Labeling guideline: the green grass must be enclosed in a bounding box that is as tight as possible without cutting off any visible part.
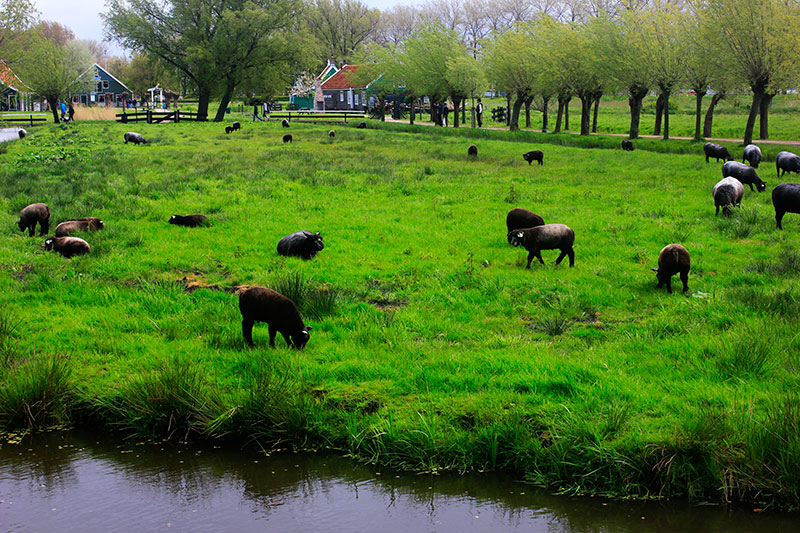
[2,118,800,507]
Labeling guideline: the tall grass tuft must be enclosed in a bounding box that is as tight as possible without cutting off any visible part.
[0,353,73,430]
[0,308,21,366]
[748,247,800,276]
[712,329,777,379]
[271,271,339,319]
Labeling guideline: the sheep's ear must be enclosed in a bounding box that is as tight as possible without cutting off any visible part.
[516,232,523,238]
[306,326,313,331]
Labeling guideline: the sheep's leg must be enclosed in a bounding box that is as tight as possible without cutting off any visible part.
[242,318,255,346]
[567,248,575,267]
[748,183,754,192]
[40,221,48,236]
[776,211,785,230]
[555,250,567,265]
[666,277,673,294]
[268,325,277,347]
[526,251,534,269]
[28,224,34,237]
[680,271,689,293]
[715,205,719,216]
[535,251,545,265]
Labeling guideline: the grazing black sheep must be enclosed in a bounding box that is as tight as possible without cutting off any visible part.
[742,144,762,168]
[168,214,210,227]
[621,139,634,151]
[225,126,233,134]
[329,130,335,138]
[281,119,290,128]
[703,142,733,163]
[776,151,800,179]
[18,128,26,139]
[357,121,367,129]
[510,224,575,268]
[506,208,545,243]
[55,217,105,237]
[522,150,544,165]
[124,132,147,145]
[722,161,766,192]
[238,286,311,348]
[44,236,90,258]
[652,244,690,294]
[468,144,477,157]
[283,134,293,143]
[712,177,744,216]
[277,230,324,260]
[772,183,800,230]
[17,203,50,237]
[232,121,241,131]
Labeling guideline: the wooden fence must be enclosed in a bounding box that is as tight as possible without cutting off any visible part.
[266,110,366,123]
[116,110,208,124]
[0,114,49,126]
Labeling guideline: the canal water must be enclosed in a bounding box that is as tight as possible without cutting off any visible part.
[0,127,25,143]
[1,431,798,532]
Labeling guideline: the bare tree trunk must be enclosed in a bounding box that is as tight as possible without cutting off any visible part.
[693,89,704,140]
[213,84,235,122]
[703,92,724,138]
[759,92,775,140]
[197,87,211,121]
[662,89,671,140]
[506,95,512,126]
[628,85,648,139]
[564,96,571,130]
[47,96,60,123]
[744,83,765,145]
[410,98,415,125]
[591,91,602,133]
[510,94,525,131]
[578,92,592,135]
[653,93,664,136]
[554,96,567,133]
[452,96,462,127]
[542,95,549,132]
[462,99,466,124]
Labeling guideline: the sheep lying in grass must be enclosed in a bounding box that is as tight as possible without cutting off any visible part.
[124,132,147,145]
[468,145,477,157]
[17,203,50,237]
[722,161,766,192]
[283,134,293,143]
[510,224,575,268]
[238,286,312,348]
[44,236,90,258]
[277,230,324,260]
[281,119,290,128]
[329,130,335,138]
[18,128,26,139]
[621,139,634,151]
[772,183,800,230]
[742,144,762,168]
[55,217,104,237]
[357,121,367,129]
[712,177,744,216]
[506,208,544,243]
[703,142,733,163]
[776,151,800,179]
[522,150,544,165]
[168,214,210,227]
[652,244,690,294]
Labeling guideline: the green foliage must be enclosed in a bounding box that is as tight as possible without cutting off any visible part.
[0,353,73,430]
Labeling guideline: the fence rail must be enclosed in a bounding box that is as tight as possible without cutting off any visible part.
[0,114,49,126]
[266,110,366,123]
[116,110,208,124]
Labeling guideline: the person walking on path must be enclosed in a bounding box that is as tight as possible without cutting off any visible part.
[476,98,483,128]
[60,101,67,122]
[68,102,75,122]
[253,103,263,122]
[442,101,449,127]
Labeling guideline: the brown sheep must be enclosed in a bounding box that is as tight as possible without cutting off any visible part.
[55,217,104,237]
[238,286,312,348]
[17,203,50,237]
[506,208,544,243]
[44,236,91,258]
[510,224,575,268]
[652,244,690,294]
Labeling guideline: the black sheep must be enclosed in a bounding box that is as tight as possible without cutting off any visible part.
[468,145,477,157]
[772,183,800,230]
[776,151,800,179]
[742,144,762,168]
[652,244,690,294]
[232,121,241,131]
[722,161,766,192]
[510,224,575,268]
[17,203,50,237]
[712,177,744,216]
[225,126,233,134]
[621,139,634,151]
[277,230,324,260]
[238,286,311,348]
[44,236,90,258]
[283,134,293,143]
[281,119,290,128]
[55,217,105,237]
[329,130,335,138]
[168,214,210,227]
[357,121,367,129]
[124,132,147,145]
[506,208,544,243]
[18,128,26,139]
[703,142,733,163]
[522,150,544,165]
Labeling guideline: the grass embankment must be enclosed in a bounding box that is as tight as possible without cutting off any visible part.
[2,120,800,507]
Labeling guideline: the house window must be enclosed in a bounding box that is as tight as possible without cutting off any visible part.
[102,80,109,89]
[339,92,344,102]
[72,96,79,103]
[98,94,104,103]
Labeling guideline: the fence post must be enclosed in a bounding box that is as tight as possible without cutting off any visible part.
[147,109,152,124]
[30,115,33,126]
[175,110,180,123]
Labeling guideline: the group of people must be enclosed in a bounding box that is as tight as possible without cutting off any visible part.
[58,100,75,123]
[253,101,273,121]
[437,98,484,128]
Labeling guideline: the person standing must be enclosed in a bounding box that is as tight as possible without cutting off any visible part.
[60,101,67,122]
[68,102,75,122]
[476,98,483,128]
[442,101,449,127]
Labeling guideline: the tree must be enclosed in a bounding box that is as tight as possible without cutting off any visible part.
[18,37,93,123]
[305,0,379,64]
[373,5,419,46]
[484,24,538,131]
[0,0,37,63]
[445,54,487,127]
[698,0,800,144]
[125,53,180,100]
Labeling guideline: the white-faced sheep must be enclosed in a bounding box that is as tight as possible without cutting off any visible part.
[329,130,335,138]
[124,132,147,145]
[232,121,241,131]
[742,144,762,168]
[281,119,290,128]
[772,183,800,230]
[17,203,50,237]
[510,224,575,268]
[522,150,544,165]
[277,231,324,260]
[168,214,210,227]
[55,217,104,237]
[722,161,766,192]
[17,128,26,139]
[44,236,90,258]
[703,142,733,163]
[712,177,744,216]
[506,208,545,243]
[652,244,690,294]
[238,286,312,348]
[776,151,800,179]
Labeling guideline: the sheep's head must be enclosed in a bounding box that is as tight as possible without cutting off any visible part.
[168,215,178,225]
[292,327,312,349]
[310,232,324,251]
[757,181,767,192]
[44,238,54,251]
[509,231,525,247]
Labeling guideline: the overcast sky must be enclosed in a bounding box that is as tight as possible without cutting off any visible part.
[35,0,406,57]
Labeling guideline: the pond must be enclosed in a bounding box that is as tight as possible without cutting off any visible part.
[1,431,798,532]
[0,127,25,143]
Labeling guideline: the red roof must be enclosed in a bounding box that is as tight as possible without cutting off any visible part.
[321,65,363,90]
[0,62,23,90]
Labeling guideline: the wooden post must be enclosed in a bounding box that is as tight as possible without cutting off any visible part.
[147,109,152,124]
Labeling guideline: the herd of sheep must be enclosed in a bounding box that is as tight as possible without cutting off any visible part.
[10,124,800,350]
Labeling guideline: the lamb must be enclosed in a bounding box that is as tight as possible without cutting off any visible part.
[238,286,312,348]
[652,244,690,294]
[277,230,324,260]
[721,161,766,192]
[232,121,241,131]
[124,132,147,145]
[772,183,800,230]
[281,119,290,128]
[506,208,545,243]
[44,236,90,258]
[509,224,575,268]
[703,142,733,163]
[54,217,104,237]
[329,130,335,138]
[225,126,233,134]
[522,150,544,165]
[776,151,800,179]
[621,139,634,151]
[742,144,762,168]
[357,121,367,129]
[712,177,744,216]
[168,214,210,227]
[283,134,293,143]
[468,144,477,157]
[18,128,26,139]
[16,203,50,237]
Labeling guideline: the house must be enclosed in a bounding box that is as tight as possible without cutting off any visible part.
[320,64,368,111]
[0,61,31,111]
[72,63,131,107]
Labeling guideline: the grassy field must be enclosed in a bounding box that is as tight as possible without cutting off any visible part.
[2,119,800,507]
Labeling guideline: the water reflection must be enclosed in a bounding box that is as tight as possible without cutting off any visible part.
[1,431,798,532]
